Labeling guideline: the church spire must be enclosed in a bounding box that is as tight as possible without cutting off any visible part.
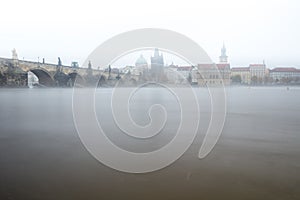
[221,43,226,55]
[219,43,228,63]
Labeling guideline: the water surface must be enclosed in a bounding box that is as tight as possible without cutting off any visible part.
[0,87,299,200]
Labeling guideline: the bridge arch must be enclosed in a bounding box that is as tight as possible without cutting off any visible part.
[97,74,107,86]
[68,72,85,87]
[29,68,55,87]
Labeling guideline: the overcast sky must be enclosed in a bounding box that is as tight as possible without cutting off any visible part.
[0,0,299,68]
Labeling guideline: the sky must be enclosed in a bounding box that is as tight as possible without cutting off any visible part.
[0,0,299,68]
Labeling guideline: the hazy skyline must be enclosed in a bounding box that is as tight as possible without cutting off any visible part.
[112,50,190,68]
[0,0,299,68]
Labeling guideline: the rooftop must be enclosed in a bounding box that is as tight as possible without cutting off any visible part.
[231,67,250,71]
[270,67,300,73]
[197,63,230,70]
[249,64,266,67]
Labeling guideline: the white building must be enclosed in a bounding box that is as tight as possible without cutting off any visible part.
[164,65,190,84]
[249,63,267,79]
[269,67,300,81]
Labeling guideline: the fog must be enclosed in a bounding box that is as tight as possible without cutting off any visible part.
[0,0,299,67]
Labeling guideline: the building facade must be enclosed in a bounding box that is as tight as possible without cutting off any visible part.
[249,63,267,81]
[231,67,251,84]
[164,65,191,84]
[195,63,231,86]
[269,67,300,81]
[189,44,231,86]
[231,63,267,84]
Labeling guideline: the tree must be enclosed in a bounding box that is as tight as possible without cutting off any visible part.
[116,72,121,80]
[264,76,273,84]
[108,65,111,76]
[231,75,242,84]
[251,76,258,85]
[187,72,192,83]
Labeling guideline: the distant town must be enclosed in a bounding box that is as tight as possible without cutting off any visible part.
[1,45,300,88]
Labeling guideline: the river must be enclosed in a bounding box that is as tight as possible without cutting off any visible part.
[0,87,299,200]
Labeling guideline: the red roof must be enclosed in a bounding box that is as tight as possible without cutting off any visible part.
[168,64,178,68]
[231,67,250,71]
[197,64,215,68]
[177,66,192,71]
[197,63,230,70]
[270,67,300,73]
[249,64,266,67]
[216,63,230,69]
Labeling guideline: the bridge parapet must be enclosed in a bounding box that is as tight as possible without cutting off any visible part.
[1,57,102,75]
[1,57,139,87]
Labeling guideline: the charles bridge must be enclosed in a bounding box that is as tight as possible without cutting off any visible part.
[0,56,139,87]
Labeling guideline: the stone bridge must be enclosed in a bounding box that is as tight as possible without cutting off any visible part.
[0,58,140,87]
[0,57,139,87]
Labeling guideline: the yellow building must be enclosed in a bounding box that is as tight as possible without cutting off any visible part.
[193,44,231,86]
[195,63,231,86]
[231,67,251,84]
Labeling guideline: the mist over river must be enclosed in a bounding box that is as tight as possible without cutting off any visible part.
[0,87,299,200]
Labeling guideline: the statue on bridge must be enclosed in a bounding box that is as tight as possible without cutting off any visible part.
[58,57,62,66]
[12,48,18,60]
[107,65,112,80]
[56,57,63,73]
[11,48,19,67]
[87,61,93,78]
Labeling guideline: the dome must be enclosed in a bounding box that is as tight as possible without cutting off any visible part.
[135,54,148,67]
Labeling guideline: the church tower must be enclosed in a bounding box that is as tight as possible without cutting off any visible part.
[219,43,228,63]
[150,48,164,81]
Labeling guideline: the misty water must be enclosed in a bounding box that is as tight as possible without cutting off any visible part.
[0,87,299,200]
